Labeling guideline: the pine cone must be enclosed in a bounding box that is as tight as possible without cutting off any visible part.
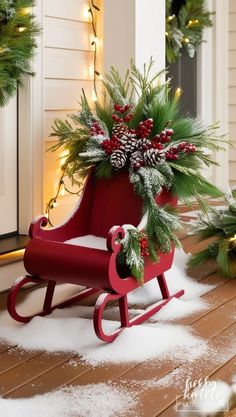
[137,138,152,152]
[143,148,165,166]
[120,133,137,153]
[110,149,127,170]
[112,123,128,138]
[130,150,144,170]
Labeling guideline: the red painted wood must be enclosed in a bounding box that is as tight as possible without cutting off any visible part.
[8,170,184,341]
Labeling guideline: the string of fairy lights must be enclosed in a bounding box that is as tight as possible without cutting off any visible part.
[46,1,101,224]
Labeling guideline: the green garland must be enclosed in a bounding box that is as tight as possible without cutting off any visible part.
[0,0,40,107]
[189,190,236,278]
[166,0,213,63]
[49,59,225,282]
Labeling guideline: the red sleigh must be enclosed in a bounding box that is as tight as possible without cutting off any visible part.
[7,170,184,342]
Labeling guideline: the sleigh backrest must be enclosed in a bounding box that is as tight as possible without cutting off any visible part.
[88,170,143,237]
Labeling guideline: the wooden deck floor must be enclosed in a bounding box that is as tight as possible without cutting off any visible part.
[0,214,235,416]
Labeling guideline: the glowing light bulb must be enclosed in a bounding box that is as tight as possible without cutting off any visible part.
[183,37,190,44]
[20,7,31,15]
[18,27,26,33]
[92,91,97,102]
[167,14,175,22]
[60,185,65,196]
[88,65,94,78]
[93,37,99,45]
[175,87,182,97]
[52,200,58,208]
[98,74,103,80]
[229,234,236,245]
[84,7,91,20]
[165,31,169,37]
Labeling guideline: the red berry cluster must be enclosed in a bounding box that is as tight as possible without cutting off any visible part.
[112,104,133,123]
[101,135,121,155]
[152,128,174,144]
[90,121,105,136]
[136,119,153,139]
[132,158,145,170]
[139,234,149,257]
[166,142,197,160]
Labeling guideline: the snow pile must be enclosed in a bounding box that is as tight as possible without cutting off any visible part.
[0,248,213,365]
[0,383,136,417]
[0,313,207,365]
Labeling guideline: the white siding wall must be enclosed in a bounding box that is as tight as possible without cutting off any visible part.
[229,0,236,187]
[43,0,98,223]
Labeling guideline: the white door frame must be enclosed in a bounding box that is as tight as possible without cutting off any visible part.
[197,0,229,190]
[18,0,44,234]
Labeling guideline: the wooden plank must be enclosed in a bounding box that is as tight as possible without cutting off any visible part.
[44,48,94,80]
[229,33,236,50]
[230,0,236,13]
[0,348,42,375]
[44,17,92,50]
[2,353,83,398]
[230,69,236,86]
[114,323,236,417]
[229,86,236,104]
[44,79,94,110]
[229,51,236,69]
[177,279,236,326]
[230,161,236,181]
[229,12,236,32]
[44,0,90,22]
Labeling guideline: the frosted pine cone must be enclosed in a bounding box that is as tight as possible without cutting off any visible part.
[130,150,144,170]
[120,133,137,153]
[143,148,165,166]
[137,138,152,152]
[110,149,127,170]
[112,123,128,138]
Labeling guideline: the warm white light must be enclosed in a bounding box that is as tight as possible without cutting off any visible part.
[18,26,26,33]
[175,87,182,97]
[60,185,65,196]
[20,7,31,15]
[98,74,103,80]
[60,151,69,167]
[83,6,91,21]
[88,64,94,78]
[92,91,97,102]
[93,37,99,45]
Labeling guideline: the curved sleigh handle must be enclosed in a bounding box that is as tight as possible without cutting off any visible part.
[29,215,49,239]
[106,225,125,253]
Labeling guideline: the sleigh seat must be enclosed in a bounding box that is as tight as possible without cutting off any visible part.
[7,170,184,342]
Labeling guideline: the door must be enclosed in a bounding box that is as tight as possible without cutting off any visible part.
[0,96,18,236]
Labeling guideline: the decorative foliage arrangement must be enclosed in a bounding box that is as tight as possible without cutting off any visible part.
[0,0,40,107]
[49,59,224,282]
[189,190,236,278]
[166,0,213,63]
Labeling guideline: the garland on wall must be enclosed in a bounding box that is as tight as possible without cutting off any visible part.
[48,59,226,282]
[166,0,213,63]
[189,191,236,278]
[0,0,40,107]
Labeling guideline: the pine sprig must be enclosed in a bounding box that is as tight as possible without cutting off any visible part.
[0,0,41,106]
[166,0,213,63]
[189,191,236,278]
[48,59,227,282]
